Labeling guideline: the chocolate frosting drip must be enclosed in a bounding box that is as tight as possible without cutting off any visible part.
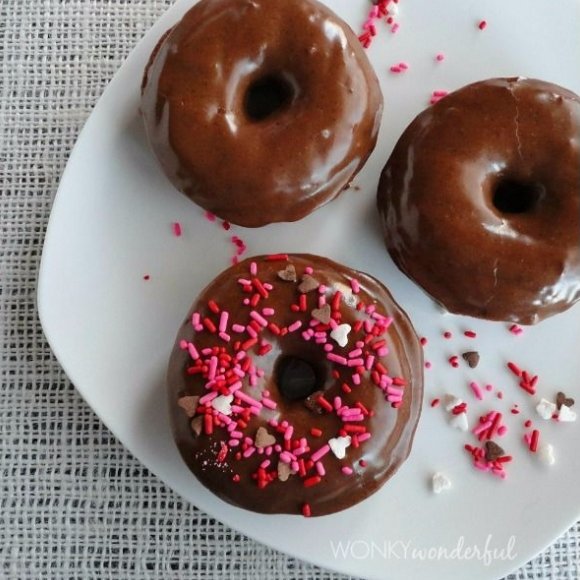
[141,0,383,227]
[167,255,423,516]
[377,77,580,324]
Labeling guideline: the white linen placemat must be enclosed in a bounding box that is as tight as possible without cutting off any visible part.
[0,1,579,577]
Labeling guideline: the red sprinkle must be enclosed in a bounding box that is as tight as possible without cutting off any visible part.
[507,362,523,377]
[310,428,322,437]
[430,398,440,408]
[464,330,477,338]
[420,337,428,346]
[172,222,182,237]
[303,476,322,487]
[530,429,539,453]
[265,254,289,261]
[143,274,150,281]
[302,503,312,517]
[443,331,452,339]
[478,20,487,30]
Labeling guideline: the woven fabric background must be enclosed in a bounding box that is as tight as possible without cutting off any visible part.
[0,1,579,578]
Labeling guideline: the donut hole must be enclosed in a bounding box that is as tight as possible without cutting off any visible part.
[492,179,544,214]
[274,355,325,401]
[244,75,295,122]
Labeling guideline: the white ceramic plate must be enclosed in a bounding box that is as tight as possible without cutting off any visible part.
[38,0,580,578]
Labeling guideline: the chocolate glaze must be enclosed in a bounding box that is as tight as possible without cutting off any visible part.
[141,0,383,228]
[167,255,423,516]
[378,78,580,324]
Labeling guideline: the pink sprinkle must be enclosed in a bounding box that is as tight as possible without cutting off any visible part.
[316,462,326,476]
[509,324,524,336]
[327,353,348,366]
[232,324,245,333]
[347,358,364,367]
[192,312,200,327]
[187,343,199,360]
[218,332,231,342]
[262,398,277,410]
[311,444,330,462]
[228,439,239,447]
[341,466,354,476]
[498,425,508,436]
[219,311,229,333]
[250,310,268,327]
[377,347,389,357]
[436,53,445,62]
[324,344,334,352]
[350,278,360,294]
[478,19,487,30]
[260,460,270,469]
[284,425,294,440]
[352,373,361,385]
[172,222,182,237]
[235,391,262,408]
[199,391,218,405]
[243,447,255,458]
[358,433,371,442]
[262,308,275,316]
[425,361,432,369]
[470,381,483,400]
[391,23,400,33]
[305,266,314,275]
[250,261,257,276]
[246,325,257,338]
[279,451,293,464]
[288,320,303,333]
[398,61,409,70]
[204,211,216,222]
[208,356,218,380]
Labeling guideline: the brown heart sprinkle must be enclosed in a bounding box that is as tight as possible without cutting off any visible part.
[254,426,276,448]
[298,275,320,293]
[556,391,575,410]
[277,462,293,482]
[485,441,505,462]
[277,264,297,282]
[190,416,204,438]
[311,304,331,324]
[177,395,199,417]
[462,351,480,368]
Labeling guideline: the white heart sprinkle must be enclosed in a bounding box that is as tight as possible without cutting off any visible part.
[328,436,351,459]
[432,472,452,494]
[558,404,577,422]
[330,324,351,347]
[449,412,469,432]
[538,443,556,466]
[211,394,233,416]
[536,398,556,420]
[443,394,463,412]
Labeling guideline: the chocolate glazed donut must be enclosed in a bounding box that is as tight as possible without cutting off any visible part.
[378,77,580,324]
[141,0,383,227]
[167,255,423,516]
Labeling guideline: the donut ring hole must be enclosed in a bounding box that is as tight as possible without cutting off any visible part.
[492,178,545,214]
[244,74,295,122]
[274,354,326,401]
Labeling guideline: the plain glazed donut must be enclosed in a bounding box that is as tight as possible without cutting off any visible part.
[167,254,423,516]
[141,0,383,227]
[378,77,580,324]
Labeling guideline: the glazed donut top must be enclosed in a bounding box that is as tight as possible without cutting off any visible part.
[141,0,382,227]
[378,77,580,324]
[167,255,423,516]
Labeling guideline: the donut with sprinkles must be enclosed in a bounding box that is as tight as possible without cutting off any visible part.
[167,254,423,516]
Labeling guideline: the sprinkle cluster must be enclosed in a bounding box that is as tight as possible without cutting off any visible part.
[177,256,407,516]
